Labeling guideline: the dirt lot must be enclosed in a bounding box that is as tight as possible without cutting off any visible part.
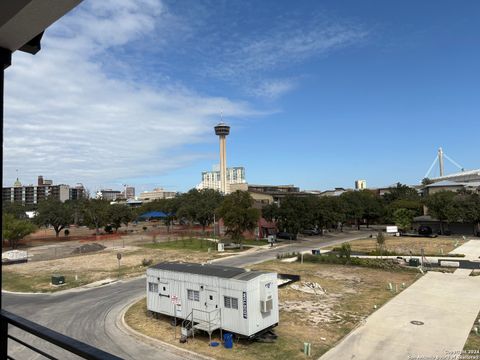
[2,243,235,293]
[125,261,419,360]
[323,236,467,256]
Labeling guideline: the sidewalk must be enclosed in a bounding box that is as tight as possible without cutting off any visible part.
[449,240,480,260]
[320,271,480,360]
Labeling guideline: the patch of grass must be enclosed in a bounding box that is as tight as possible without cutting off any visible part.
[301,254,414,272]
[463,311,480,352]
[324,236,467,256]
[142,238,215,252]
[237,239,269,246]
[2,270,94,293]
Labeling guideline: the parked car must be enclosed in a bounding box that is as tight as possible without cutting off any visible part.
[301,229,320,236]
[276,232,297,240]
[418,225,432,236]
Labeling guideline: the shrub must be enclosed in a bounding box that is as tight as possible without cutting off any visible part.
[277,252,299,260]
[104,225,113,234]
[64,229,70,236]
[339,243,351,259]
[142,258,153,267]
[301,254,411,271]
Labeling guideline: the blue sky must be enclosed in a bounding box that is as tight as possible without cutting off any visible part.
[4,0,480,193]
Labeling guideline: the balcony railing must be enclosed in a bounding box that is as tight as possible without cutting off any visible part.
[1,309,122,360]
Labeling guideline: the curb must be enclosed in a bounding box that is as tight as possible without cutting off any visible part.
[119,297,215,360]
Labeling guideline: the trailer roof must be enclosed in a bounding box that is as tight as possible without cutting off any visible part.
[150,262,266,280]
[232,271,269,281]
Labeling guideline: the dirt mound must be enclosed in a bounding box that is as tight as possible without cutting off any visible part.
[71,243,106,254]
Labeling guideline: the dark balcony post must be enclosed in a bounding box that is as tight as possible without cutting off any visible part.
[1,46,12,359]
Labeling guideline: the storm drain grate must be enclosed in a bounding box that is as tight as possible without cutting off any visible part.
[410,320,424,326]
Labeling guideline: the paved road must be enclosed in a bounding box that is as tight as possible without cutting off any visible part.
[3,231,367,359]
[320,271,480,360]
[215,231,369,267]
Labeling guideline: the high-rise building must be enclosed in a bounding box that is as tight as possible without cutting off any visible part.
[125,186,135,199]
[355,180,367,190]
[197,166,246,193]
[3,176,71,205]
[69,184,86,200]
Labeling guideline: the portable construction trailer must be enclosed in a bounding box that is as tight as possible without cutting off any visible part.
[146,262,279,338]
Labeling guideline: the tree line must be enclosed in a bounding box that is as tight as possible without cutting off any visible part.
[2,189,259,248]
[263,183,480,236]
[3,183,480,249]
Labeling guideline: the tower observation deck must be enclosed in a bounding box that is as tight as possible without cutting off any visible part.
[214,123,230,136]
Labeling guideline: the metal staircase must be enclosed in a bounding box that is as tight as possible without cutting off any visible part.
[181,308,222,343]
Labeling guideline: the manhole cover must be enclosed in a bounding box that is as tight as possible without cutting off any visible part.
[410,320,424,326]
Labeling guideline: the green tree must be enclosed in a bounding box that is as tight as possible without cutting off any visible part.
[82,199,110,235]
[177,189,223,232]
[3,213,37,249]
[393,208,415,232]
[216,191,260,247]
[341,190,383,229]
[455,193,480,235]
[262,203,280,223]
[275,195,315,236]
[2,202,29,219]
[424,191,458,234]
[422,178,434,186]
[383,183,420,203]
[35,198,73,237]
[66,198,87,226]
[108,204,135,232]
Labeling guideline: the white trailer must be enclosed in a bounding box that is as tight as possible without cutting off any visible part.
[2,250,28,264]
[146,262,279,338]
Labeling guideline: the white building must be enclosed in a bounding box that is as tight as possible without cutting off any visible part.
[197,166,246,194]
[138,188,176,202]
[146,262,279,339]
[355,180,367,190]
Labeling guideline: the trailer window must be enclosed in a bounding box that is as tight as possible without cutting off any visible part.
[188,289,200,302]
[148,282,158,292]
[224,296,238,310]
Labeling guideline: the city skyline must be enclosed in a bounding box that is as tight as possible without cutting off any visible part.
[3,0,480,193]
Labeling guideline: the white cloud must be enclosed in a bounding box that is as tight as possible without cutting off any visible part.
[250,78,297,99]
[3,0,256,190]
[206,18,368,83]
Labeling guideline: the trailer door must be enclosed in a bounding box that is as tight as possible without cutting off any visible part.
[206,289,218,310]
[158,281,171,312]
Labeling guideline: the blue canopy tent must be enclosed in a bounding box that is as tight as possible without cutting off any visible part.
[138,211,171,220]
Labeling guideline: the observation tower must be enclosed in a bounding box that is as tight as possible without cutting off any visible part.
[214,122,230,194]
